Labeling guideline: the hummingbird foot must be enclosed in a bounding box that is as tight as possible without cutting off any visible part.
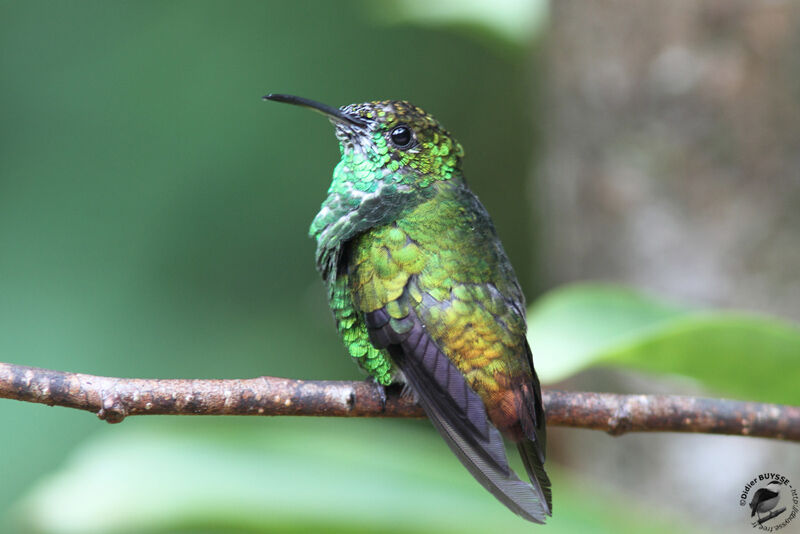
[365,376,388,411]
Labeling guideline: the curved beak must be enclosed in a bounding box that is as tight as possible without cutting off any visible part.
[263,94,366,127]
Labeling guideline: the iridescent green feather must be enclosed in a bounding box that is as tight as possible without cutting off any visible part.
[327,272,395,385]
[347,180,530,401]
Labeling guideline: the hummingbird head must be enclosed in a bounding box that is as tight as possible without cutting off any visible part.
[336,100,464,180]
[264,94,465,275]
[264,94,464,185]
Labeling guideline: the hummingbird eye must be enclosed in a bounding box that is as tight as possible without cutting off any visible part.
[389,125,415,149]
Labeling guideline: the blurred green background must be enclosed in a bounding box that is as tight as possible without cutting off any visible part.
[0,1,541,531]
[2,1,798,533]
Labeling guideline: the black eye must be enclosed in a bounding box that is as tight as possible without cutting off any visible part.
[389,125,414,149]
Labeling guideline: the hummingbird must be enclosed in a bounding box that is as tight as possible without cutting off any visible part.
[264,94,552,523]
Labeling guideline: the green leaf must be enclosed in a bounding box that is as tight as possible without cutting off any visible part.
[372,0,548,46]
[13,419,702,534]
[528,283,800,404]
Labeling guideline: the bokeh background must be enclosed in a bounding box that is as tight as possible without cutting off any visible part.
[1,1,798,533]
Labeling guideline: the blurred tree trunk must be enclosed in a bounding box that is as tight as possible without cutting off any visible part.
[536,2,800,526]
[537,0,800,320]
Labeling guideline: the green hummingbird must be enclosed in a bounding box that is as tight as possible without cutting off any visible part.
[264,94,552,523]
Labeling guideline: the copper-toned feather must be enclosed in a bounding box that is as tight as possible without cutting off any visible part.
[367,305,551,523]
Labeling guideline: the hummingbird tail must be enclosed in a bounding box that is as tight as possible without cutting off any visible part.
[517,440,552,516]
[392,340,550,523]
[516,357,552,514]
[366,306,550,523]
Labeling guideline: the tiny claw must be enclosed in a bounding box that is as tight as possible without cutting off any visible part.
[377,386,387,411]
[376,385,388,412]
[366,376,388,412]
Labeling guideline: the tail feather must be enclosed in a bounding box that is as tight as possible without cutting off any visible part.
[367,306,551,524]
[517,440,552,516]
[516,350,552,515]
[403,353,550,524]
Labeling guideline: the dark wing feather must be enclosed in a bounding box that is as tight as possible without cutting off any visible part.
[366,306,550,524]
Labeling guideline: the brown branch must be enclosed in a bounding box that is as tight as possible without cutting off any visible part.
[1,362,798,441]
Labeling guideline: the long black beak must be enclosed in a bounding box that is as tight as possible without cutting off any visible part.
[263,94,367,127]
